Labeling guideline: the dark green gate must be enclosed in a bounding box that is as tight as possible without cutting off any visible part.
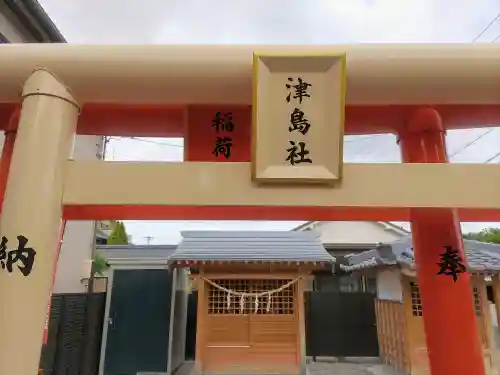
[185,292,197,360]
[305,291,379,358]
[104,269,173,375]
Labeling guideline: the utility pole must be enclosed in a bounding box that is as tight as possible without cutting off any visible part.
[90,136,109,291]
[144,236,154,245]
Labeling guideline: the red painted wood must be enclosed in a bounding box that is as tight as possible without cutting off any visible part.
[399,107,485,375]
[185,106,251,162]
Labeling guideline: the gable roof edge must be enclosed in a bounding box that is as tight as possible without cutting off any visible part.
[291,221,318,231]
[375,221,410,236]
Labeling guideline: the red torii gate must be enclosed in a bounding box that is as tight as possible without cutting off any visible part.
[0,44,498,375]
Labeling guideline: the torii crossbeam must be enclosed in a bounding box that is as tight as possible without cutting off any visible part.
[0,44,497,375]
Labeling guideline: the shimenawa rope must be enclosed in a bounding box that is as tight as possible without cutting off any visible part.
[199,276,301,313]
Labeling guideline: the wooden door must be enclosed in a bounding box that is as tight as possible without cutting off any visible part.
[203,278,299,374]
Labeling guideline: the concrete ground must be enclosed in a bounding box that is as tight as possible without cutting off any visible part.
[177,359,403,375]
[307,359,403,375]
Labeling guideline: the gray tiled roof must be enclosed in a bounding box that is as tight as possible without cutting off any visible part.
[168,231,335,264]
[97,244,177,260]
[340,236,500,273]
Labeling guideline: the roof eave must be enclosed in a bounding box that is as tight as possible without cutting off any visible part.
[107,258,170,267]
[290,221,318,231]
[5,0,66,43]
[340,258,398,273]
[169,259,334,267]
[324,242,379,250]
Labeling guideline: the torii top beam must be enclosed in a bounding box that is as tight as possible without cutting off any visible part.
[0,44,498,105]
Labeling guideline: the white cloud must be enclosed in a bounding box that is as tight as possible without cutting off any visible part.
[39,0,500,44]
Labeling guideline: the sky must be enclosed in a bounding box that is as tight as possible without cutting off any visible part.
[38,0,500,244]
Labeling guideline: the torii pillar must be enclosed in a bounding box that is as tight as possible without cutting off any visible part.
[0,69,79,375]
[398,107,485,375]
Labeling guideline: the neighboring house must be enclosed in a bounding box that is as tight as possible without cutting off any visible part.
[0,0,65,43]
[95,220,114,245]
[293,221,409,248]
[0,1,105,293]
[341,236,500,375]
[290,221,411,360]
[293,221,409,292]
[96,220,134,246]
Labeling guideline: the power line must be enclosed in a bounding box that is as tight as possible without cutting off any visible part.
[341,18,500,159]
[109,136,183,148]
[109,131,498,162]
[467,14,500,160]
[472,12,500,42]
[110,134,385,148]
[448,14,500,159]
[484,149,500,163]
[345,134,384,143]
[106,15,500,160]
[449,128,495,158]
[346,10,500,157]
[130,137,183,147]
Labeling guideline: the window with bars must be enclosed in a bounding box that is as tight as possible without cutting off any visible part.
[207,279,295,315]
[410,282,482,317]
[472,287,482,317]
[410,282,422,316]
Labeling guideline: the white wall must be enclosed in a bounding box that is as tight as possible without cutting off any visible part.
[376,269,403,301]
[310,221,405,245]
[170,270,189,372]
[53,135,103,293]
[53,221,95,293]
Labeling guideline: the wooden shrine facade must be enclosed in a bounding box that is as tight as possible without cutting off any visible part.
[168,231,335,375]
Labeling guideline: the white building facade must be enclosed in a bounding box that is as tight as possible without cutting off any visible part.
[54,136,104,293]
[293,220,408,248]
